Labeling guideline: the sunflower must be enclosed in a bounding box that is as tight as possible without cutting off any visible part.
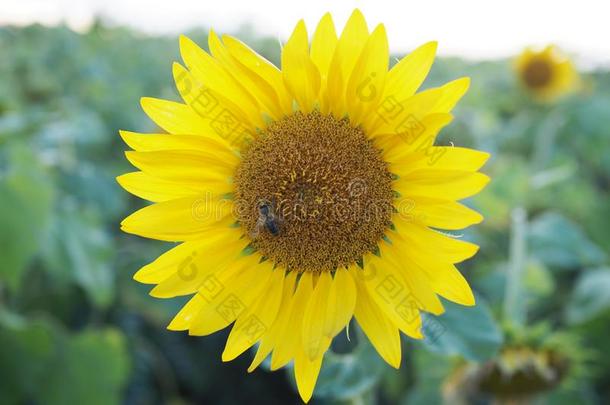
[118,9,489,402]
[515,45,579,102]
[443,325,591,403]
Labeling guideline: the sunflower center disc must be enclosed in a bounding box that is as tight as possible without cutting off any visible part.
[523,59,553,88]
[234,111,394,272]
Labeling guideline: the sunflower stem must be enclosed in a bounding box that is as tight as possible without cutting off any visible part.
[503,206,528,326]
[531,108,564,170]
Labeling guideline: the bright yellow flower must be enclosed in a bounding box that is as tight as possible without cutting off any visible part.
[118,9,489,402]
[515,45,579,102]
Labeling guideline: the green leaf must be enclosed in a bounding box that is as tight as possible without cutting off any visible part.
[41,203,115,308]
[0,312,56,403]
[0,312,130,405]
[0,143,54,290]
[528,211,606,271]
[542,383,599,405]
[40,329,131,405]
[402,349,452,405]
[566,267,610,325]
[420,294,503,361]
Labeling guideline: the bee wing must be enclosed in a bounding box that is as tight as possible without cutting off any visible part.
[250,217,265,239]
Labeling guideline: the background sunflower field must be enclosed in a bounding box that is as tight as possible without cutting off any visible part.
[1,19,610,405]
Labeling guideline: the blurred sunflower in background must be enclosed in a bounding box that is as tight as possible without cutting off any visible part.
[118,9,489,402]
[443,324,591,404]
[515,45,580,102]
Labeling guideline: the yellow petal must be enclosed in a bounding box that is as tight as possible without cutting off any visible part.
[391,147,490,176]
[370,78,470,136]
[282,20,321,112]
[351,268,401,368]
[359,259,425,337]
[433,77,470,113]
[432,265,475,306]
[223,35,293,115]
[384,41,437,102]
[310,13,338,81]
[222,268,286,361]
[326,9,369,117]
[149,233,248,298]
[120,130,237,158]
[208,31,283,120]
[140,97,210,135]
[310,13,338,113]
[179,35,264,128]
[294,349,324,403]
[346,24,389,128]
[411,255,475,306]
[165,292,206,331]
[120,195,233,242]
[377,243,445,316]
[375,113,453,160]
[398,197,483,230]
[394,169,490,201]
[186,258,274,335]
[270,272,313,370]
[555,60,578,91]
[118,131,238,198]
[133,240,213,284]
[515,47,535,72]
[172,62,256,148]
[385,234,475,306]
[392,220,480,264]
[369,86,446,137]
[124,150,234,188]
[117,171,212,203]
[248,271,297,372]
[324,268,356,338]
[172,62,222,119]
[302,271,332,360]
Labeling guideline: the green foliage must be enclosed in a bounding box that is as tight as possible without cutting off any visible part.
[40,328,130,405]
[0,144,54,290]
[528,212,606,271]
[566,268,610,325]
[0,312,129,405]
[420,295,503,362]
[0,312,55,403]
[41,204,115,308]
[401,350,453,405]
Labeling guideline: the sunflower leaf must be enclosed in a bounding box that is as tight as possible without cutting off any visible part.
[419,294,503,361]
[528,211,606,272]
[566,267,610,325]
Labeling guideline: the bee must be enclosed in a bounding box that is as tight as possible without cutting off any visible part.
[251,200,281,238]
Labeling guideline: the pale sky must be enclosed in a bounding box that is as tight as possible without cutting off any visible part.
[1,0,609,66]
